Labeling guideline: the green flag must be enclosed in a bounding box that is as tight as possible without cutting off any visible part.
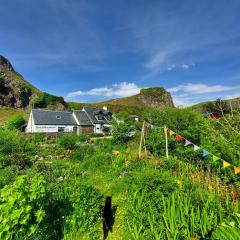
[212,155,220,162]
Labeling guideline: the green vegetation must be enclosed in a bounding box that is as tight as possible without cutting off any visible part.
[0,108,239,239]
[7,115,25,130]
[32,92,66,108]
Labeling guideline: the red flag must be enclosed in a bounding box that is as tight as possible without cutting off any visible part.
[176,135,183,141]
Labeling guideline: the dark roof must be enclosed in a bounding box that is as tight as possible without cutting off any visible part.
[83,107,112,124]
[32,109,77,125]
[73,111,93,126]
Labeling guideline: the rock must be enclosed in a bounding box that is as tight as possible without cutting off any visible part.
[138,88,174,110]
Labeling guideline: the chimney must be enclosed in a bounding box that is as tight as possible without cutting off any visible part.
[103,106,108,111]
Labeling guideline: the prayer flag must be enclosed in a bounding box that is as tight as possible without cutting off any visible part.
[202,150,209,157]
[169,130,175,136]
[223,160,231,168]
[184,139,192,146]
[194,145,200,151]
[212,155,220,162]
[176,135,183,141]
[234,166,240,175]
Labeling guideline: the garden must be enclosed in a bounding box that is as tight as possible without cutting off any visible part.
[0,107,240,239]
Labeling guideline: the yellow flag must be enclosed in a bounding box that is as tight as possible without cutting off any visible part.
[234,166,240,175]
[169,130,175,136]
[223,160,231,168]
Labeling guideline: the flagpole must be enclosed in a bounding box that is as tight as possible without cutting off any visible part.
[164,125,169,158]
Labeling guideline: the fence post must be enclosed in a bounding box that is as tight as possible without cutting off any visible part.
[164,126,169,158]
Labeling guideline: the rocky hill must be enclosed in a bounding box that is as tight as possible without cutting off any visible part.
[0,55,67,110]
[68,87,174,113]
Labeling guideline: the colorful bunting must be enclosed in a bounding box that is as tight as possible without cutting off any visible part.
[162,127,240,175]
[212,155,220,162]
[176,135,183,141]
[202,150,209,157]
[184,139,192,146]
[193,145,200,151]
[223,160,231,168]
[169,129,175,136]
[234,166,240,175]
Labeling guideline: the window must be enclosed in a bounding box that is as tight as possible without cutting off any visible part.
[73,127,77,132]
[56,115,61,119]
[97,113,104,121]
[58,127,64,132]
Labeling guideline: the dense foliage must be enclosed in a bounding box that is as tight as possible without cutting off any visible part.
[7,115,25,130]
[32,92,66,108]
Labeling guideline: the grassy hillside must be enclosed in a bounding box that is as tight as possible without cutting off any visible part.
[190,97,240,112]
[0,107,29,126]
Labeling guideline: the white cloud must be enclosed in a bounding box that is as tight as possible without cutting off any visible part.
[225,93,240,99]
[181,64,189,70]
[167,83,240,95]
[167,64,176,71]
[168,83,240,107]
[67,82,141,100]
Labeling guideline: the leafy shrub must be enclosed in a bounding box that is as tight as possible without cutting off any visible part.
[0,174,46,239]
[70,145,95,162]
[112,111,135,143]
[0,165,19,189]
[6,115,25,130]
[32,92,66,108]
[0,129,23,155]
[57,134,78,150]
[78,134,90,142]
[33,133,45,143]
[51,179,103,239]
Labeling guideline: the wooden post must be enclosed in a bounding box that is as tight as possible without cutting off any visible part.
[138,121,145,159]
[164,125,169,158]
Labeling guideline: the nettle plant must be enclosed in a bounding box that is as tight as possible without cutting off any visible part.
[0,174,46,240]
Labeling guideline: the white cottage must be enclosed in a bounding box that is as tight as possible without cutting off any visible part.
[26,107,112,135]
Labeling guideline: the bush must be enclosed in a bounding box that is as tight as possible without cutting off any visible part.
[0,174,47,239]
[112,111,135,143]
[57,134,78,150]
[7,115,25,130]
[78,134,90,142]
[0,129,23,155]
[70,145,95,162]
[0,165,19,189]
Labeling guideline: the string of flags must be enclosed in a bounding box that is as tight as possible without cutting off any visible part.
[166,127,240,175]
[144,122,240,175]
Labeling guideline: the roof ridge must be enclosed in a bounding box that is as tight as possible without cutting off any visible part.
[32,109,72,113]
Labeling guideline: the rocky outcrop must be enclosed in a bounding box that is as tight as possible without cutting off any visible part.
[138,87,174,110]
[0,56,15,72]
[0,56,39,108]
[0,55,66,109]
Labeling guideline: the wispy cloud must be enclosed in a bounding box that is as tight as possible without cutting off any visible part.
[66,82,141,101]
[167,83,240,94]
[168,83,240,107]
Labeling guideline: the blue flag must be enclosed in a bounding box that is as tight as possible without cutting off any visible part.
[203,150,209,157]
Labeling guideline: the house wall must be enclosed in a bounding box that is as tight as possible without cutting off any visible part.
[27,124,76,133]
[94,124,111,134]
[79,125,94,135]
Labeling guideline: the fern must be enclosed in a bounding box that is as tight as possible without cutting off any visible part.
[212,214,240,240]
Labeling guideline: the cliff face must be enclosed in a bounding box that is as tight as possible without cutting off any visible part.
[0,55,40,108]
[0,55,67,110]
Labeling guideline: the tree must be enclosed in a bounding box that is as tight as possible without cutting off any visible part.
[112,111,135,143]
[7,115,25,130]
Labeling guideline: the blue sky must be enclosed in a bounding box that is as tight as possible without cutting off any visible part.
[1,0,240,106]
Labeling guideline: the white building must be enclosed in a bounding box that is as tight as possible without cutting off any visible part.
[26,107,112,135]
